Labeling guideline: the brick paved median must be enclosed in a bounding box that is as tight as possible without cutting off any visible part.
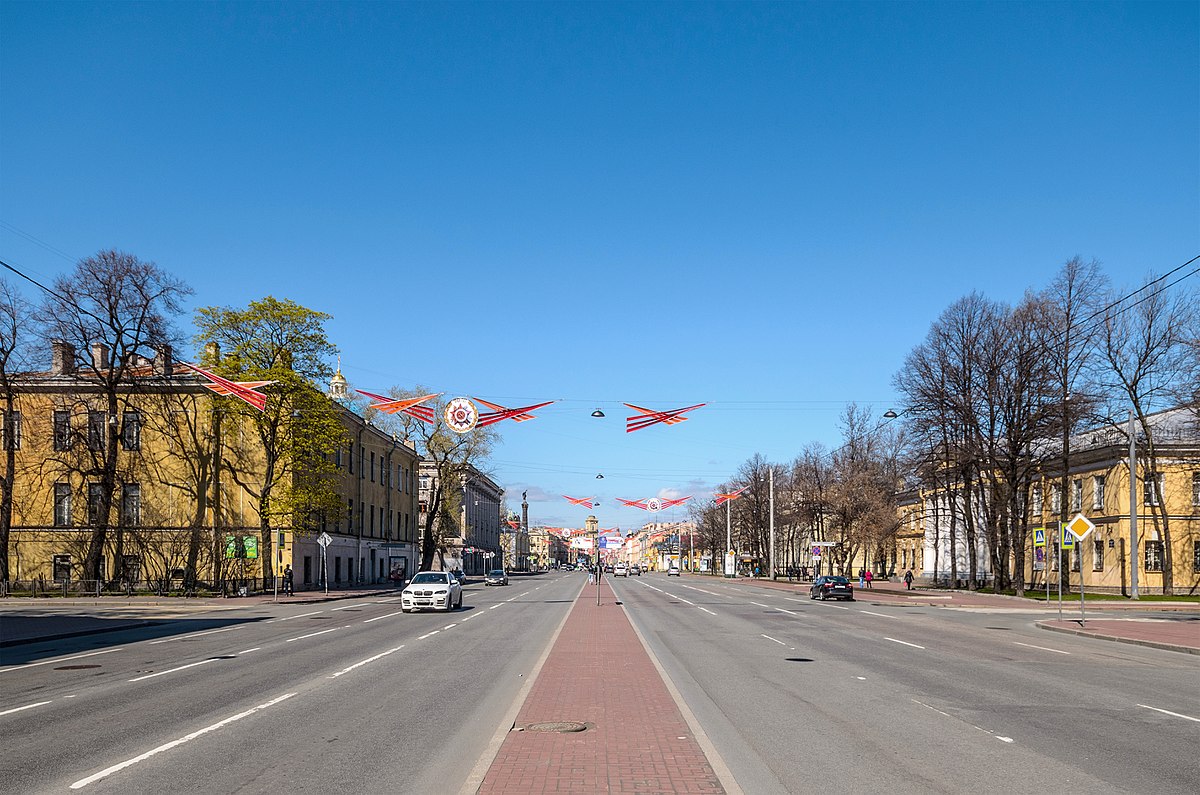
[477,578,724,794]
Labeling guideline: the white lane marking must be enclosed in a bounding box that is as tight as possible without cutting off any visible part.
[822,603,850,610]
[677,597,695,605]
[377,596,402,603]
[284,627,341,643]
[785,597,806,603]
[0,648,123,673]
[128,658,218,682]
[750,602,769,608]
[443,624,457,630]
[0,700,52,717]
[913,699,952,718]
[417,630,440,640]
[914,699,1015,743]
[266,610,323,623]
[699,607,717,615]
[1138,704,1200,723]
[238,648,261,655]
[149,626,241,644]
[330,646,404,678]
[460,613,477,622]
[69,693,297,789]
[773,607,797,616]
[860,610,898,619]
[489,604,501,610]
[885,637,925,649]
[363,610,405,623]
[330,604,362,611]
[761,634,787,646]
[1014,641,1070,655]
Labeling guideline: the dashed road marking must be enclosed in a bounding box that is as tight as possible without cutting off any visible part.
[129,658,218,682]
[885,637,925,649]
[417,630,440,640]
[773,607,797,616]
[364,610,405,623]
[266,611,323,623]
[150,626,241,644]
[330,646,404,678]
[0,700,52,717]
[1014,641,1070,655]
[238,648,261,655]
[699,607,717,615]
[1138,704,1200,723]
[761,634,787,646]
[284,627,342,643]
[69,693,297,789]
[859,610,898,619]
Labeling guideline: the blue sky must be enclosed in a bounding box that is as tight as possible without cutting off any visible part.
[2,1,1197,529]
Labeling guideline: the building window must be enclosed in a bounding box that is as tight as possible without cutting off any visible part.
[121,411,141,450]
[348,443,354,474]
[1192,473,1200,507]
[1193,540,1200,573]
[87,483,104,525]
[335,445,342,467]
[53,410,72,451]
[123,555,141,583]
[1051,485,1061,514]
[1144,540,1164,572]
[347,499,353,532]
[1071,479,1082,512]
[1143,473,1163,507]
[370,451,375,482]
[369,504,375,536]
[1031,485,1042,514]
[121,484,141,526]
[360,448,365,478]
[1093,475,1106,511]
[2,411,21,450]
[54,483,72,527]
[88,411,107,450]
[1092,539,1103,571]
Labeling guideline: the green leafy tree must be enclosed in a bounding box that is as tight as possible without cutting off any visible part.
[193,297,346,583]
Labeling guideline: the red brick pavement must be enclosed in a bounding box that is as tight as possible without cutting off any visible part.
[1038,618,1200,654]
[477,578,724,795]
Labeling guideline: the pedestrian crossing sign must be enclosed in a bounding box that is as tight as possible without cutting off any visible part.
[1033,528,1045,548]
[1060,532,1075,550]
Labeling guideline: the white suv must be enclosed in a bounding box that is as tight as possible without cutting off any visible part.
[401,571,463,612]
[614,563,628,577]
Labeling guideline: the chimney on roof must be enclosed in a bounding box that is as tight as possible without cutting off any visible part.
[90,342,110,371]
[204,341,220,366]
[153,343,174,376]
[51,340,76,375]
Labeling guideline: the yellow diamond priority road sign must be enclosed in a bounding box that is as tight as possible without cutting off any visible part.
[1066,513,1095,541]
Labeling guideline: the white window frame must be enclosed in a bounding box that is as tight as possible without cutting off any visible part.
[1093,475,1106,511]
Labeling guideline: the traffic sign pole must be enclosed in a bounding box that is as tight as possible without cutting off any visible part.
[1067,514,1096,627]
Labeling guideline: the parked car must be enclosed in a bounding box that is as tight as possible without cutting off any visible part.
[401,571,463,612]
[810,575,854,601]
[630,565,641,576]
[604,564,614,573]
[484,569,509,586]
[667,565,680,576]
[614,563,628,577]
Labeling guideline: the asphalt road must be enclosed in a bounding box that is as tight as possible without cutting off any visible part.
[0,573,582,794]
[608,574,1200,795]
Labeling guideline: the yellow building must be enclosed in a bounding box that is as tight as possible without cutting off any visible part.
[5,345,420,593]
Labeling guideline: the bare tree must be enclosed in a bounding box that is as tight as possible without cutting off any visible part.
[39,251,191,582]
[0,279,37,584]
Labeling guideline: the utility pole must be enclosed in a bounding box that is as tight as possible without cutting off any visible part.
[1129,410,1139,599]
[769,467,775,580]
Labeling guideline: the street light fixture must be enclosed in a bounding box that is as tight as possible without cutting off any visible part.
[591,409,605,418]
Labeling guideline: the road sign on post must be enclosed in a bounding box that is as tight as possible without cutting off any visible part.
[1066,514,1095,541]
[1033,528,1045,548]
[317,532,332,595]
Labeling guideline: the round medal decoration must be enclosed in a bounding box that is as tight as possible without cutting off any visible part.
[444,397,479,434]
[646,498,663,513]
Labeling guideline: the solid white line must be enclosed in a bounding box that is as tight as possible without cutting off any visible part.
[0,648,122,673]
[330,604,362,611]
[238,648,261,655]
[363,610,405,623]
[417,630,440,640]
[819,603,850,610]
[784,597,806,603]
[773,607,797,616]
[761,634,787,646]
[699,607,717,615]
[0,700,52,717]
[266,610,323,623]
[750,602,769,608]
[377,596,402,603]
[149,626,241,644]
[1138,704,1200,723]
[69,693,297,789]
[489,604,501,610]
[1014,641,1070,655]
[677,597,695,605]
[331,646,404,677]
[885,637,925,649]
[284,627,341,643]
[128,658,217,682]
[860,610,898,619]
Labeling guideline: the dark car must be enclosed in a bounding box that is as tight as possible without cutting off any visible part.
[450,569,467,586]
[810,575,854,601]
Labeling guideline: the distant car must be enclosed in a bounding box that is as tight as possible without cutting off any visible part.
[614,563,628,577]
[810,575,854,601]
[604,564,614,573]
[667,565,680,576]
[630,565,641,576]
[402,571,463,612]
[484,569,509,586]
[450,569,467,585]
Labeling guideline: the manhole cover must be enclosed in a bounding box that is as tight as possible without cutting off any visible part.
[522,721,588,733]
[55,664,101,670]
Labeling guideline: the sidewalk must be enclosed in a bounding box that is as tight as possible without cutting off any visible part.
[736,575,1200,654]
[0,585,399,647]
[474,577,728,795]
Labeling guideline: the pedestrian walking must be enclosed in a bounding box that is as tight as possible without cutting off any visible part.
[283,564,294,595]
[858,568,865,588]
[903,569,914,590]
[865,569,873,589]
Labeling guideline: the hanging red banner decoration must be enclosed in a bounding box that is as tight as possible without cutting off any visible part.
[356,390,440,423]
[624,402,705,432]
[182,362,273,412]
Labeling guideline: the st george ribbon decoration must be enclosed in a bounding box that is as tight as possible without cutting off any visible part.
[356,390,440,423]
[446,397,556,433]
[714,487,748,506]
[563,495,598,509]
[625,402,706,432]
[616,496,692,512]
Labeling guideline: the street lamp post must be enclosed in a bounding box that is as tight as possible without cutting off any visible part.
[769,466,775,580]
